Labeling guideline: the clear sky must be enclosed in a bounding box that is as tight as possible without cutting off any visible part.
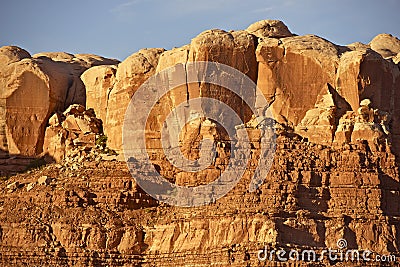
[1,0,399,61]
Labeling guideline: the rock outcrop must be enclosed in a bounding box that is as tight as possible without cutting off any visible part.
[0,46,31,65]
[336,45,400,153]
[43,104,102,162]
[256,34,339,127]
[369,33,400,58]
[82,49,164,152]
[2,21,400,160]
[295,84,337,144]
[0,46,118,157]
[1,20,400,267]
[246,19,293,38]
[81,65,117,124]
[1,131,399,266]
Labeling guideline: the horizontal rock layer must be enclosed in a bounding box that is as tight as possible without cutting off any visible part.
[0,135,399,266]
[1,20,400,266]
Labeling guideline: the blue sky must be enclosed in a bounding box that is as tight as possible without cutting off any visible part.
[1,0,399,61]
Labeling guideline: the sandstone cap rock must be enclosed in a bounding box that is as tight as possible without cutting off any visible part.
[33,52,75,62]
[369,33,400,58]
[0,46,31,65]
[246,20,292,38]
[346,42,370,51]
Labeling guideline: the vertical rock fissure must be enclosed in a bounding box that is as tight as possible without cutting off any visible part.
[184,52,189,105]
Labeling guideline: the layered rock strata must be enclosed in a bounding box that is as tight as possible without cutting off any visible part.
[0,20,400,266]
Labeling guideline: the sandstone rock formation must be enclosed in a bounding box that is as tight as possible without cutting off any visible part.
[394,53,400,64]
[336,45,400,154]
[107,48,165,152]
[82,48,164,152]
[369,33,400,58]
[81,23,400,161]
[246,19,293,38]
[296,84,337,144]
[1,130,399,266]
[0,46,119,157]
[256,34,339,127]
[0,46,31,65]
[1,20,400,266]
[81,65,117,124]
[43,104,102,162]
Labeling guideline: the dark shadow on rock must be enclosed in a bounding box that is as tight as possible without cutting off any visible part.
[276,218,325,247]
[327,83,353,128]
[0,148,55,177]
[343,215,357,249]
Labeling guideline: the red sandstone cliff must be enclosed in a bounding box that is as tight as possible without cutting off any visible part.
[0,20,400,266]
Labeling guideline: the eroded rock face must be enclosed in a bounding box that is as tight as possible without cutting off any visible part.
[296,85,337,144]
[0,56,75,155]
[369,33,400,58]
[106,48,165,151]
[1,133,399,266]
[43,104,101,162]
[336,47,400,112]
[81,65,117,124]
[246,19,293,38]
[0,46,119,157]
[336,46,400,153]
[394,52,400,64]
[0,46,31,65]
[1,20,400,267]
[156,45,190,72]
[256,35,339,126]
[189,29,257,81]
[2,20,400,159]
[254,31,400,153]
[33,52,119,72]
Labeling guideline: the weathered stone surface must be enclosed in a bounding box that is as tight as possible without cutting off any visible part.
[43,104,101,162]
[105,48,165,152]
[256,35,339,126]
[1,20,400,267]
[1,132,399,266]
[63,103,86,116]
[32,51,75,62]
[335,46,400,154]
[0,46,31,65]
[188,29,257,81]
[0,56,73,155]
[156,45,190,72]
[346,41,370,51]
[43,126,68,162]
[246,19,292,38]
[369,33,400,58]
[335,47,399,112]
[394,52,400,64]
[48,113,61,126]
[139,30,259,176]
[74,53,120,69]
[81,65,117,123]
[296,85,337,144]
[33,52,119,73]
[37,175,51,185]
[0,46,118,157]
[6,181,19,191]
[333,111,355,144]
